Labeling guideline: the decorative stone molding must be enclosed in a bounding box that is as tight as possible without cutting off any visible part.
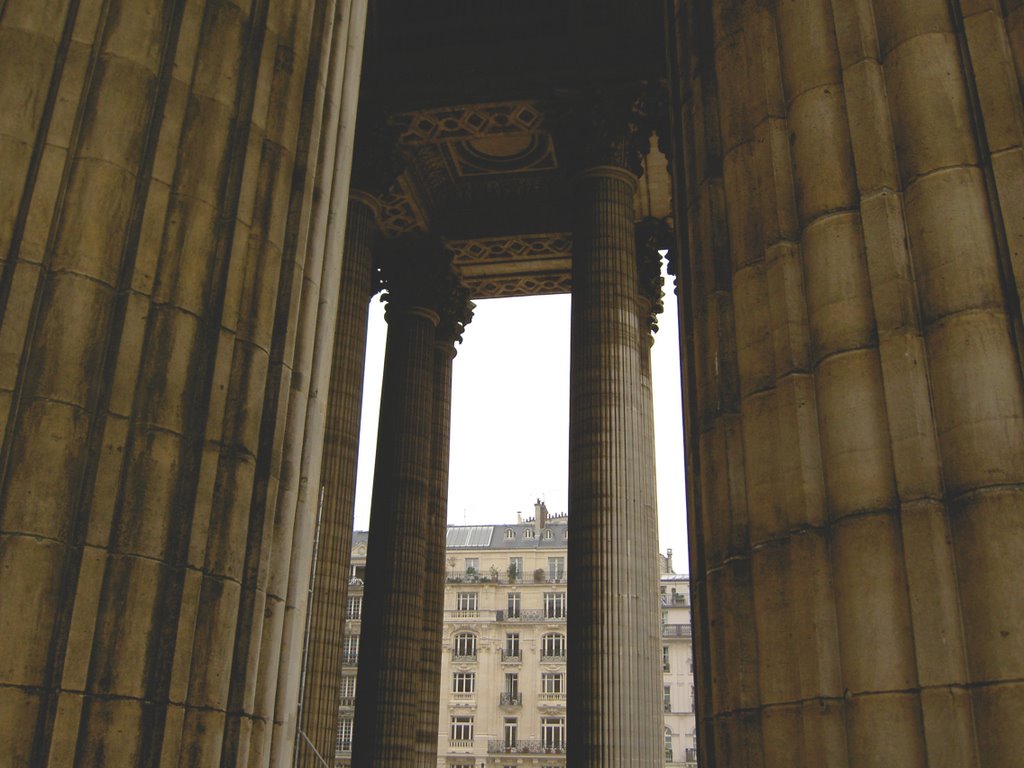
[447,233,572,263]
[462,273,571,299]
[376,176,430,237]
[391,101,547,145]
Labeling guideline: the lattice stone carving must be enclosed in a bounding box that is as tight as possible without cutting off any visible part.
[376,176,428,237]
[462,273,571,300]
[447,233,572,264]
[393,101,546,145]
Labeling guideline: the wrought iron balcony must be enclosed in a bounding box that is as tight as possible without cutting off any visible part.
[500,649,521,663]
[487,739,566,755]
[498,608,547,622]
[499,692,522,707]
[540,649,566,661]
[450,650,477,661]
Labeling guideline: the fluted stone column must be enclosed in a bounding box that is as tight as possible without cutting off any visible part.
[415,287,473,767]
[295,193,378,767]
[635,220,669,762]
[352,239,461,767]
[666,1,1024,766]
[0,0,366,765]
[564,92,663,768]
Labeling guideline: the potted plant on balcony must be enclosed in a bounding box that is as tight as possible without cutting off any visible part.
[534,568,546,583]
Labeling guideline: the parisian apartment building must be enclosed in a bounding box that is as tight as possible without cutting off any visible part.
[336,501,697,767]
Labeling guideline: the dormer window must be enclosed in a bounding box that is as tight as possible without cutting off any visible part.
[543,530,553,540]
[505,529,515,539]
[524,529,535,539]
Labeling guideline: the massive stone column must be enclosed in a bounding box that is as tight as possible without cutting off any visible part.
[666,1,1024,766]
[563,92,663,768]
[294,193,378,767]
[0,0,366,765]
[415,284,473,767]
[351,238,461,767]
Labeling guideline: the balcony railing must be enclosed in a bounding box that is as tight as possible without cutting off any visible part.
[487,739,566,755]
[450,692,474,702]
[452,609,479,619]
[451,650,477,661]
[498,608,548,622]
[449,739,473,749]
[541,650,566,661]
[500,649,521,663]
[538,691,565,702]
[342,655,358,666]
[499,692,522,707]
[446,573,569,585]
[662,623,692,638]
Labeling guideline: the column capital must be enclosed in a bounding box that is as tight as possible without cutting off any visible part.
[436,287,474,350]
[636,217,671,333]
[554,84,658,179]
[377,237,465,326]
[351,111,404,201]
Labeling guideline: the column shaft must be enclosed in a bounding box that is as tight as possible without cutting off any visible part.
[567,166,662,767]
[415,341,456,766]
[0,0,365,764]
[295,196,376,767]
[666,0,1024,765]
[352,302,437,766]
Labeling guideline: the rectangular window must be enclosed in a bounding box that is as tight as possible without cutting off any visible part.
[541,671,564,694]
[456,592,478,611]
[509,556,523,581]
[453,632,477,658]
[663,645,670,672]
[343,636,359,665]
[664,684,672,712]
[548,556,565,581]
[544,591,566,619]
[541,716,565,749]
[505,632,520,658]
[339,675,356,705]
[541,633,565,658]
[450,715,474,743]
[504,717,518,748]
[345,595,361,620]
[504,672,519,696]
[452,671,476,693]
[336,718,353,752]
[507,592,521,618]
[464,557,479,575]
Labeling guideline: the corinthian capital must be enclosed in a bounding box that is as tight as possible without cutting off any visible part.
[636,217,672,333]
[376,237,468,327]
[553,84,659,178]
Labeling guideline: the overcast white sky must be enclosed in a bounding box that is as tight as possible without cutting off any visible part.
[353,264,690,573]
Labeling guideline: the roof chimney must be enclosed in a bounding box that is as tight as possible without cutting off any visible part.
[516,511,522,525]
[534,498,548,531]
[665,548,674,574]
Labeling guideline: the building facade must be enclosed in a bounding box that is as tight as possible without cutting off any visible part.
[336,505,697,767]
